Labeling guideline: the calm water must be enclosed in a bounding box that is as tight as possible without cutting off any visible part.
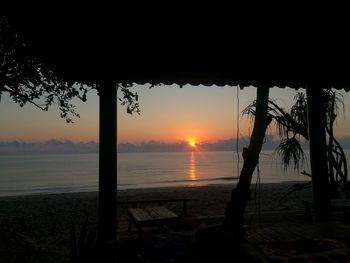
[0,150,313,197]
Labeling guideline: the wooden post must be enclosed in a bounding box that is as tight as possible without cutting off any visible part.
[98,82,117,241]
[306,86,331,220]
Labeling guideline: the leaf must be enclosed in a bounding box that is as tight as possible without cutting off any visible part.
[276,137,305,171]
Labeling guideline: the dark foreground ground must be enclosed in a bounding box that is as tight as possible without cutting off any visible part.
[114,210,350,263]
[3,182,348,262]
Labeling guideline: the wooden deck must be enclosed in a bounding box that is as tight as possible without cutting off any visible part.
[245,210,350,262]
[118,208,350,262]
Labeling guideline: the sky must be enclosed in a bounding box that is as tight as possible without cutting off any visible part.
[1,84,350,154]
[117,85,297,144]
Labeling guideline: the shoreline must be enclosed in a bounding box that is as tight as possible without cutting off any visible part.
[0,180,309,199]
[0,182,313,224]
[117,181,312,217]
[0,182,313,222]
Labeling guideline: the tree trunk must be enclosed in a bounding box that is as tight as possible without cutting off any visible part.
[98,82,117,242]
[224,86,271,234]
[306,87,330,220]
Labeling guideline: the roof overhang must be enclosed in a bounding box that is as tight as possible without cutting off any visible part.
[5,6,350,90]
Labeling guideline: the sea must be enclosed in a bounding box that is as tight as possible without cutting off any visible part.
[0,150,314,197]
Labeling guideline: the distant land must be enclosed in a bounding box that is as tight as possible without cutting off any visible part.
[1,135,350,155]
[0,139,99,155]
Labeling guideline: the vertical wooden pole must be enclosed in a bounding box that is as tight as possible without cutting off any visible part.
[98,82,117,241]
[306,86,330,220]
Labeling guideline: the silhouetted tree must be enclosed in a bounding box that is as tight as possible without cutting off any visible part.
[224,87,271,234]
[243,89,348,196]
[0,15,140,123]
[1,14,141,243]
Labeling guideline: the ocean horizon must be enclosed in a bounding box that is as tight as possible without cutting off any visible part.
[0,150,315,197]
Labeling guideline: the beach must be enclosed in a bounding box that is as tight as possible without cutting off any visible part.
[0,182,312,262]
[117,182,312,219]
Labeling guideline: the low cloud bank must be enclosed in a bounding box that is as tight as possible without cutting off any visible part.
[118,135,282,153]
[2,135,350,155]
[0,139,99,155]
[115,135,350,153]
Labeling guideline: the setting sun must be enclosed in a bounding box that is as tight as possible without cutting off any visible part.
[188,140,196,147]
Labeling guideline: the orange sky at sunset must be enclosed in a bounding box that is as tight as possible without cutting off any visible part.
[1,85,350,145]
[116,85,255,144]
[116,85,350,145]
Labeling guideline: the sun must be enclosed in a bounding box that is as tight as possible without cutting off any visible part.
[188,140,196,147]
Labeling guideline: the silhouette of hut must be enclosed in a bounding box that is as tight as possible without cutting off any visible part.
[4,5,350,241]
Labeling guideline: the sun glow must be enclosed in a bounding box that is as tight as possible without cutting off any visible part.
[188,140,196,147]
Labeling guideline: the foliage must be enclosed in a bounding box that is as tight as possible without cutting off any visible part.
[276,137,305,170]
[0,16,92,123]
[118,83,140,115]
[243,89,344,171]
[0,15,140,123]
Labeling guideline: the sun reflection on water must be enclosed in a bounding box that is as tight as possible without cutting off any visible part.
[189,151,197,181]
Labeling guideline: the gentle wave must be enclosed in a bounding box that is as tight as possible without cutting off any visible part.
[0,150,319,196]
[118,176,240,186]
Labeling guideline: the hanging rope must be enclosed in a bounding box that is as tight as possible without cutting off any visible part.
[234,85,263,225]
[254,160,262,225]
[236,85,240,178]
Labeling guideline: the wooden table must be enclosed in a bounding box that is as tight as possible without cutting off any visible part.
[127,206,178,238]
[119,198,191,215]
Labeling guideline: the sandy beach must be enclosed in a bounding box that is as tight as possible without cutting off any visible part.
[0,182,312,262]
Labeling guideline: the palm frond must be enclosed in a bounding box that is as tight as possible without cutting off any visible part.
[323,89,345,128]
[276,137,305,171]
[290,92,308,133]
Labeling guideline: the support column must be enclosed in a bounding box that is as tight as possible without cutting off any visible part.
[98,82,117,242]
[306,86,330,220]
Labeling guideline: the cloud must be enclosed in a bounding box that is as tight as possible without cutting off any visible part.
[0,140,99,155]
[118,140,189,153]
[117,135,282,153]
[2,135,350,155]
[336,136,350,149]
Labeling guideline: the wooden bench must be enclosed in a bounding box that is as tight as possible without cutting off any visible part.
[118,198,191,237]
[302,199,350,220]
[118,198,191,215]
[330,199,350,216]
[127,206,178,238]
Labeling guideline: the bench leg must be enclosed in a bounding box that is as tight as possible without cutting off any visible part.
[128,216,133,231]
[302,201,314,222]
[137,226,142,239]
[343,209,349,220]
